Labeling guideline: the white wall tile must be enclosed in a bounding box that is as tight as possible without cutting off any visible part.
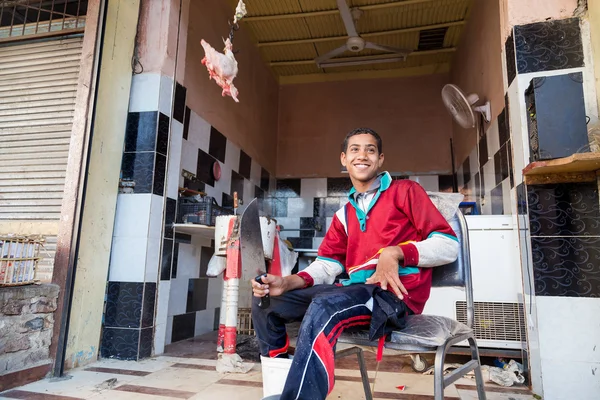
[250,158,262,186]
[481,188,492,215]
[180,140,199,178]
[326,217,334,231]
[154,323,167,355]
[224,140,240,173]
[537,296,600,363]
[167,121,183,199]
[486,118,501,159]
[312,237,324,249]
[469,146,479,177]
[148,195,164,239]
[195,309,215,336]
[213,163,232,200]
[243,178,255,204]
[206,277,224,310]
[301,178,327,198]
[109,236,147,282]
[540,358,600,400]
[188,111,211,153]
[168,278,189,316]
[129,73,160,112]
[158,75,174,117]
[482,159,496,194]
[165,316,173,345]
[145,236,161,282]
[113,194,151,238]
[502,179,512,216]
[177,243,200,280]
[203,184,222,206]
[287,197,314,218]
[409,175,439,192]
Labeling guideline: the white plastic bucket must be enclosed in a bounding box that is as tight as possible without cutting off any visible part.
[260,355,293,398]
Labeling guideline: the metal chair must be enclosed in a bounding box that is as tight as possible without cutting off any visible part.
[336,210,487,400]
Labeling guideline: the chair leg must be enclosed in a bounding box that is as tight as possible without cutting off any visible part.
[335,347,373,400]
[433,346,447,400]
[468,336,487,400]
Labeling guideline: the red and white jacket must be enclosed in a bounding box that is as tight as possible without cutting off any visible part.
[297,172,458,314]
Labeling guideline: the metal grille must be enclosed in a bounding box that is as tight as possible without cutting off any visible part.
[456,301,527,342]
[417,27,448,51]
[0,0,87,42]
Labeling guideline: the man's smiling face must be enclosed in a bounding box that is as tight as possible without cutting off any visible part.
[341,133,384,191]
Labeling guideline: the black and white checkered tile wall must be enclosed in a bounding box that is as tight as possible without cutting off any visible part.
[102,73,276,359]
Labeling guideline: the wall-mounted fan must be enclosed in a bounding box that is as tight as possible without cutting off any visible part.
[442,84,491,129]
[314,0,412,68]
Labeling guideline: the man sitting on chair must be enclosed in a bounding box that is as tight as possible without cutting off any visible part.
[252,128,459,400]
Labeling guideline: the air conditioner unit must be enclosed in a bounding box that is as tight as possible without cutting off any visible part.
[423,215,526,351]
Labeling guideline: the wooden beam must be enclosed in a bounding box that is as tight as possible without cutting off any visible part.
[277,63,451,85]
[243,0,436,22]
[269,47,456,67]
[257,20,465,47]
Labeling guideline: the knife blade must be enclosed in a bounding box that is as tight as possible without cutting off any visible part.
[239,198,269,308]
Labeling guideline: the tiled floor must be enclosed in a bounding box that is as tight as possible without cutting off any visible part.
[1,333,536,400]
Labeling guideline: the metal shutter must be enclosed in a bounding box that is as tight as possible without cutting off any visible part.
[0,36,83,220]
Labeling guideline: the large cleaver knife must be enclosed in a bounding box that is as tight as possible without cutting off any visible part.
[239,198,269,308]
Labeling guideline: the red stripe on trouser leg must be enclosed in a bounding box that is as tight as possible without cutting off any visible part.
[329,320,371,345]
[224,327,237,354]
[313,333,335,395]
[326,315,371,343]
[268,334,289,358]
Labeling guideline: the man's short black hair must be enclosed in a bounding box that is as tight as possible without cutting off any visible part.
[342,127,382,154]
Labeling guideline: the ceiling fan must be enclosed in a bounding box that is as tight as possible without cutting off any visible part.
[315,0,413,68]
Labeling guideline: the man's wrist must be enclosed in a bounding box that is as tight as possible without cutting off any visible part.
[384,245,404,261]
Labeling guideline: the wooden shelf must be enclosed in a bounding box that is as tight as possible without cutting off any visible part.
[523,153,600,184]
[173,223,215,240]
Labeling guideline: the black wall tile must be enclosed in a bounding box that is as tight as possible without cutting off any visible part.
[478,133,488,168]
[101,327,140,360]
[516,183,528,215]
[175,233,192,244]
[508,141,514,189]
[260,167,270,191]
[287,237,313,249]
[515,18,584,74]
[183,177,205,193]
[199,246,212,278]
[500,144,509,182]
[173,83,187,123]
[532,236,600,297]
[125,112,158,152]
[326,178,352,197]
[213,308,221,331]
[231,170,245,201]
[527,183,600,236]
[156,112,170,156]
[122,152,155,193]
[172,312,196,343]
[141,283,156,328]
[222,192,233,209]
[197,149,217,187]
[105,282,143,328]
[491,184,504,215]
[498,108,510,147]
[139,327,153,359]
[183,106,191,141]
[438,175,454,193]
[164,198,177,238]
[209,126,227,162]
[152,153,167,196]
[462,157,471,186]
[187,278,209,312]
[277,179,302,197]
[171,242,179,279]
[271,198,288,217]
[474,172,481,199]
[160,238,173,280]
[505,33,516,87]
[239,150,251,180]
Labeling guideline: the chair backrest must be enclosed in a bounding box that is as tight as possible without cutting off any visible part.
[430,211,475,328]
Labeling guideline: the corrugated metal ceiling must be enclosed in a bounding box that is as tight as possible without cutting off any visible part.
[227,0,472,83]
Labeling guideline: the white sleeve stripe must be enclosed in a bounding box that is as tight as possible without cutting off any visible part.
[413,234,459,268]
[335,206,348,236]
[302,259,343,285]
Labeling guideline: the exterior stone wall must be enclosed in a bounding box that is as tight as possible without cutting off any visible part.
[0,284,59,376]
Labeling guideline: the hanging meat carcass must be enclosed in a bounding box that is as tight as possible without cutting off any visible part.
[200,38,239,103]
